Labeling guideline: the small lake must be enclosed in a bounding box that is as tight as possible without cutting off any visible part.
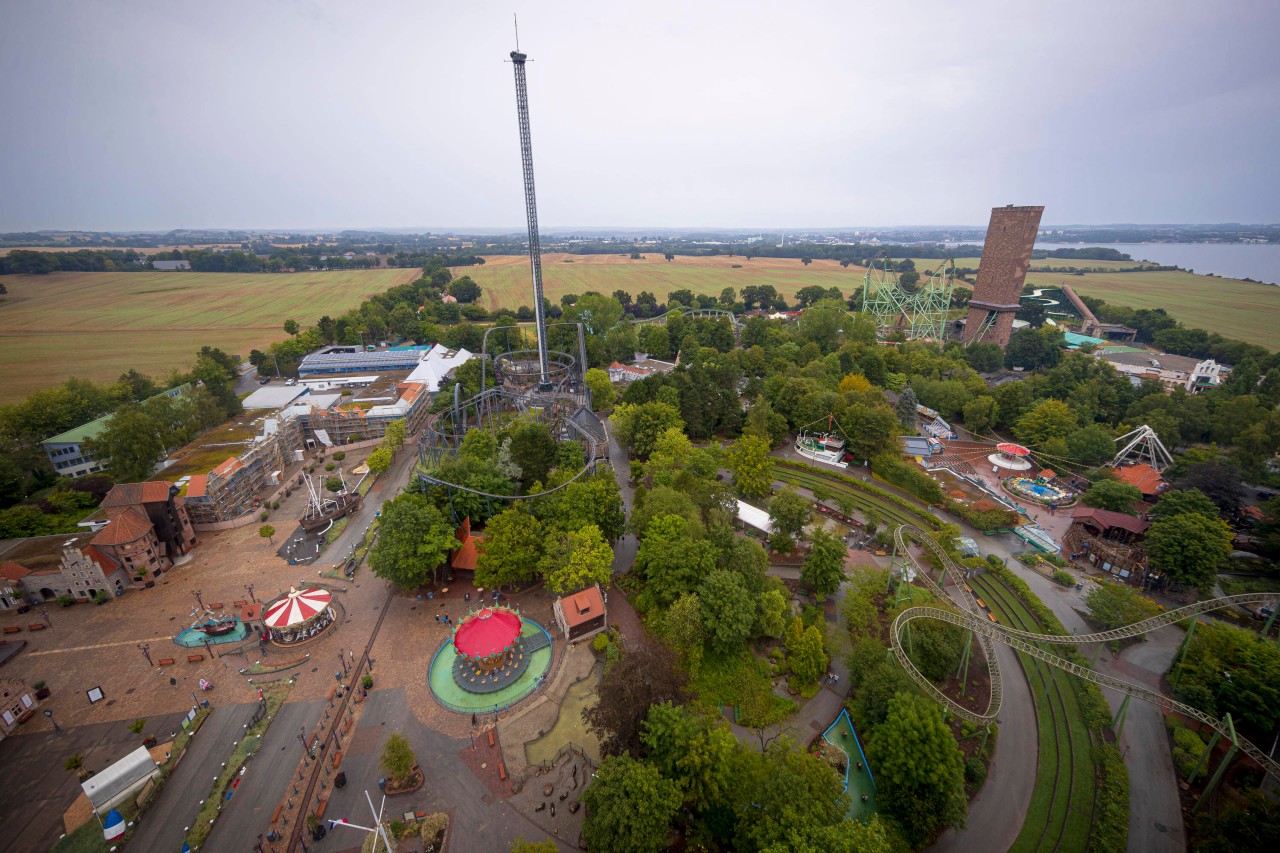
[1035,242,1280,286]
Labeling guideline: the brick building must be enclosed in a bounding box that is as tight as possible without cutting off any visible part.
[92,481,197,574]
[963,205,1045,347]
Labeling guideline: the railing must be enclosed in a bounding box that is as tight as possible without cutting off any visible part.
[889,523,1280,782]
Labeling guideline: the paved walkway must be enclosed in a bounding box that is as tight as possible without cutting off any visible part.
[128,702,260,853]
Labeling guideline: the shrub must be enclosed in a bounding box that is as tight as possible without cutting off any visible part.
[56,594,75,607]
[379,733,416,785]
[362,674,373,689]
[1089,744,1130,852]
[964,757,987,785]
[419,812,448,848]
[1172,726,1207,779]
[93,590,109,604]
[1051,569,1075,586]
[870,452,944,504]
[325,463,336,472]
[592,632,610,653]
[332,451,346,461]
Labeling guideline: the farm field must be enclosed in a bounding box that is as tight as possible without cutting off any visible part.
[455,253,872,312]
[0,268,416,403]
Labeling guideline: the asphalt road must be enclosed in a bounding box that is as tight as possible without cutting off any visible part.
[202,699,325,851]
[128,701,259,853]
[605,429,638,575]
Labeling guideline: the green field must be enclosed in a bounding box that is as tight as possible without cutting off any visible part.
[0,268,417,403]
[456,253,871,313]
[909,256,1280,349]
[459,253,1278,349]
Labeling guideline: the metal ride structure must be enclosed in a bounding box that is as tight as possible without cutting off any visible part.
[417,321,605,509]
[889,524,1280,785]
[1110,424,1174,473]
[860,254,956,346]
[509,43,552,390]
[634,306,744,331]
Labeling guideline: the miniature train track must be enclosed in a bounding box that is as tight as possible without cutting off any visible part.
[889,524,1280,782]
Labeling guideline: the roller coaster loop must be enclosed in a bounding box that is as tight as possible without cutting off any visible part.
[889,524,1280,782]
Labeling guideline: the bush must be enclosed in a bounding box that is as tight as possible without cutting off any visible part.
[1089,743,1130,852]
[362,674,373,689]
[56,594,76,607]
[964,756,987,785]
[379,733,416,785]
[870,452,944,504]
[1172,726,1207,779]
[592,632,610,653]
[1051,569,1075,586]
[332,451,346,461]
[93,590,109,604]
[419,812,448,848]
[271,500,280,510]
[325,463,336,472]
[260,511,269,522]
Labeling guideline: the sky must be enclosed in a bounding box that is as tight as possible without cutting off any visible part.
[2,0,1279,231]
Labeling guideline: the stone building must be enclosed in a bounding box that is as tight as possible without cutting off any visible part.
[963,205,1045,347]
[0,532,132,605]
[0,678,40,737]
[92,481,197,574]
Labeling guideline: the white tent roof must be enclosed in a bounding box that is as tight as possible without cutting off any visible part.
[82,745,160,812]
[406,346,473,392]
[736,500,774,535]
[242,386,308,409]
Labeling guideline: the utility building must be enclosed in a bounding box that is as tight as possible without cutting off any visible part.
[963,205,1044,347]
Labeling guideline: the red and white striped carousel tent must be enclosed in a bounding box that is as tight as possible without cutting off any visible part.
[264,587,332,629]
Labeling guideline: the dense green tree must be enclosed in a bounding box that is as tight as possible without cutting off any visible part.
[894,386,919,428]
[369,493,458,588]
[1066,423,1116,466]
[725,435,774,500]
[657,593,706,676]
[1085,583,1161,632]
[584,367,615,410]
[789,624,828,685]
[768,489,811,551]
[86,403,165,483]
[961,395,997,435]
[756,588,789,639]
[543,470,626,540]
[540,524,613,595]
[1151,487,1218,520]
[366,445,392,474]
[731,741,850,851]
[801,528,847,600]
[697,570,756,654]
[640,703,737,811]
[1081,479,1142,512]
[1145,512,1232,591]
[635,514,717,608]
[610,401,684,459]
[1014,398,1077,446]
[508,420,557,491]
[584,641,687,757]
[474,508,543,590]
[908,620,967,682]
[867,693,967,848]
[1169,621,1280,734]
[1176,461,1243,517]
[581,754,681,853]
[966,342,1005,373]
[630,485,700,539]
[447,276,482,303]
[282,319,299,336]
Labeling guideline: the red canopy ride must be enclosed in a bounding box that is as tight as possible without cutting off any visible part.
[996,443,1030,457]
[264,587,332,629]
[453,606,522,662]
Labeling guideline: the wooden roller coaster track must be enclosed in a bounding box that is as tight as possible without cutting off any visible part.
[890,524,1280,782]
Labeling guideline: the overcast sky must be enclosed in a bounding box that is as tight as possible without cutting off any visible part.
[3,0,1278,231]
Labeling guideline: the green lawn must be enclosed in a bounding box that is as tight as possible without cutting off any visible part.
[772,460,940,531]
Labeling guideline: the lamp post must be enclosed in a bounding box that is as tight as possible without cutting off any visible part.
[192,589,204,610]
[245,583,256,604]
[139,643,152,666]
[43,708,62,734]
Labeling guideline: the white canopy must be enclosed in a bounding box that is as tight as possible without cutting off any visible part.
[82,745,160,813]
[736,500,774,535]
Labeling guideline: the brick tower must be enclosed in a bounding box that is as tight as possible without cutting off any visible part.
[963,205,1044,347]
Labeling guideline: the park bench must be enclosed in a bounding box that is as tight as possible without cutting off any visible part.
[157,657,175,666]
[3,626,21,634]
[331,749,342,769]
[342,717,353,735]
[314,798,327,820]
[327,686,337,702]
[271,802,284,824]
[27,623,45,631]
[233,600,248,607]
[206,602,223,610]
[498,761,507,781]
[187,654,203,663]
[487,730,495,747]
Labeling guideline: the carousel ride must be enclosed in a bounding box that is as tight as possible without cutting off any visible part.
[988,442,1034,473]
[428,602,554,712]
[263,587,336,645]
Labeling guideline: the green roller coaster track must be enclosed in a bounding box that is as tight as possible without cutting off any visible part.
[889,524,1280,783]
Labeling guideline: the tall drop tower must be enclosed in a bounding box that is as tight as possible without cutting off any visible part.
[509,48,552,390]
[962,205,1044,347]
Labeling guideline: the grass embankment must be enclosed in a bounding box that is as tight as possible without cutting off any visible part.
[0,268,417,402]
[773,458,942,532]
[969,573,1094,853]
[184,682,292,850]
[692,648,796,728]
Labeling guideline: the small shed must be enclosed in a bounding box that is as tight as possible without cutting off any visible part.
[553,584,607,644]
[82,745,161,814]
[735,500,774,536]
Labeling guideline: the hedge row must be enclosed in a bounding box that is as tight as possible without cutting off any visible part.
[871,452,944,504]
[776,458,944,531]
[1088,743,1130,853]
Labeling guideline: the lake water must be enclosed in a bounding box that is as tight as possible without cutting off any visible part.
[1034,242,1280,286]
